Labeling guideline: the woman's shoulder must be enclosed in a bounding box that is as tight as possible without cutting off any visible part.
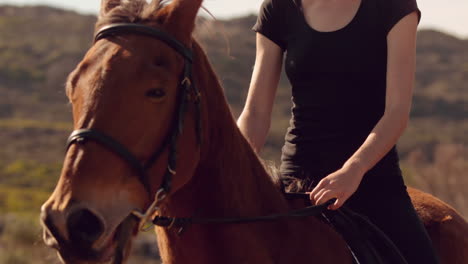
[253,0,297,50]
[374,0,421,35]
[259,0,297,12]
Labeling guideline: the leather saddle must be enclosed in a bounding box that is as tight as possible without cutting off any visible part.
[285,192,408,264]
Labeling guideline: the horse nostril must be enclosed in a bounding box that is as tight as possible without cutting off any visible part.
[67,209,104,245]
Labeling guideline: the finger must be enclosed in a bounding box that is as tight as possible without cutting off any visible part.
[312,188,327,203]
[315,190,334,206]
[330,192,350,210]
[310,179,329,198]
[328,198,343,210]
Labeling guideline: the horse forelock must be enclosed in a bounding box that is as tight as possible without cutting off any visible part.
[95,0,171,31]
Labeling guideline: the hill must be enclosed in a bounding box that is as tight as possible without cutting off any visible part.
[0,7,466,163]
[0,2,466,193]
[0,3,466,178]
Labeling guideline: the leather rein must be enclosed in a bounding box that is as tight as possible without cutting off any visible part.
[66,23,332,232]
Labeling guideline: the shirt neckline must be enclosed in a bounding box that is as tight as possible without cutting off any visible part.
[296,0,364,34]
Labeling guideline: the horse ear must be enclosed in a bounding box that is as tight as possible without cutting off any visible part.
[164,0,203,44]
[100,0,121,16]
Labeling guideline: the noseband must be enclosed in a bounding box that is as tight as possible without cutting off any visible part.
[66,23,202,230]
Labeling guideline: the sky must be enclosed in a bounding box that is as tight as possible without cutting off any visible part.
[0,0,467,38]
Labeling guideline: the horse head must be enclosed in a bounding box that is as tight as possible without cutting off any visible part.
[40,0,206,262]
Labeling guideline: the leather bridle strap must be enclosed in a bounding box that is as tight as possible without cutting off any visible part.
[67,129,150,186]
[95,23,193,62]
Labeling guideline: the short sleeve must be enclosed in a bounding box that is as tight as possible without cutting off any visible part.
[252,0,286,50]
[383,0,421,35]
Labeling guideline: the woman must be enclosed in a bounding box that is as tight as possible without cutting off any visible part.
[237,0,439,262]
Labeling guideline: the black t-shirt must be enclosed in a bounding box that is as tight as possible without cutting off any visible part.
[252,0,421,180]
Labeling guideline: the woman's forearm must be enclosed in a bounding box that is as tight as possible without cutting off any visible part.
[237,110,271,154]
[343,107,410,175]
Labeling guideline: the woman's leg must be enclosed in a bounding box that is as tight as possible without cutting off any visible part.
[346,184,440,264]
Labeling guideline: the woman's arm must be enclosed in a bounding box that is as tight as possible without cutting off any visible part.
[311,12,419,209]
[237,33,284,153]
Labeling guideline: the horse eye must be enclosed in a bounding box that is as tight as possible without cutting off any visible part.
[146,88,166,99]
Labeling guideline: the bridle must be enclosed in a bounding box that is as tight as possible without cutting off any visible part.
[66,23,202,230]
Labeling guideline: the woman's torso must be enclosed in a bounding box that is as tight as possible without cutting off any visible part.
[263,0,401,180]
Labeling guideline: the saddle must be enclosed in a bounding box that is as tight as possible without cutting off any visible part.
[285,193,408,264]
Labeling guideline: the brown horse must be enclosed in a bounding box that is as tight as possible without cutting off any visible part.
[41,0,468,263]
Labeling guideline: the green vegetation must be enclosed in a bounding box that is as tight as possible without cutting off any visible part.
[0,185,50,213]
[0,160,61,214]
[0,160,61,190]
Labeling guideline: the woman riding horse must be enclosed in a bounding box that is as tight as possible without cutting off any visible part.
[40,0,468,263]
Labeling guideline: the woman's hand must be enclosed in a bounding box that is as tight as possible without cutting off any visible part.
[309,165,365,210]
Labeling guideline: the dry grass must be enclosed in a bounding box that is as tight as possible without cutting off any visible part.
[0,118,71,131]
[402,143,468,218]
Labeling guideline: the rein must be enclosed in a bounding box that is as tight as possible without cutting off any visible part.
[152,196,336,234]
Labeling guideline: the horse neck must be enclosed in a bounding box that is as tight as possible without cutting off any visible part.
[155,41,293,262]
[186,40,289,216]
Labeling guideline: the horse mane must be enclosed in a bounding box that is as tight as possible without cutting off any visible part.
[185,39,292,212]
[261,160,286,191]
